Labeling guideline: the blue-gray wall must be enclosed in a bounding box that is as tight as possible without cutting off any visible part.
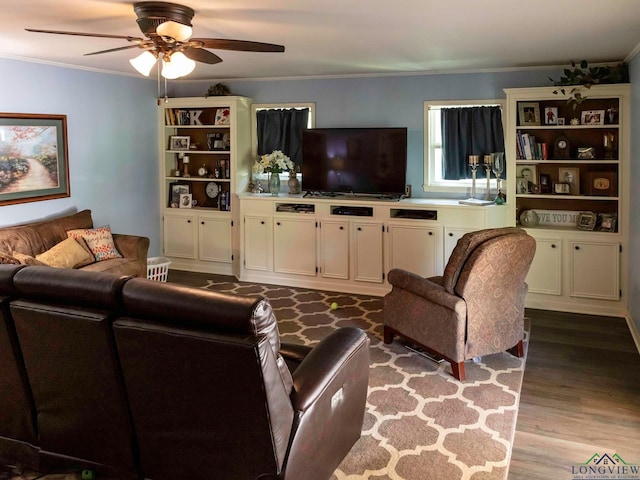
[0,57,638,340]
[0,58,161,254]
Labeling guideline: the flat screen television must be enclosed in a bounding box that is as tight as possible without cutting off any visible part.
[301,127,407,198]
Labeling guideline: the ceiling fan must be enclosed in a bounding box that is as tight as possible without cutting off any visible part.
[26,1,285,79]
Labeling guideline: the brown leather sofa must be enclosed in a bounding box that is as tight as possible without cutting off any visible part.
[383,227,536,380]
[0,210,149,277]
[0,265,370,480]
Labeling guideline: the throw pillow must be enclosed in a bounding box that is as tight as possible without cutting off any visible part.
[12,252,47,266]
[35,237,95,269]
[0,252,20,265]
[67,226,122,262]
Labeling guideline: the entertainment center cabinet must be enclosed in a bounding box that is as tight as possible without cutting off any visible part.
[239,196,510,296]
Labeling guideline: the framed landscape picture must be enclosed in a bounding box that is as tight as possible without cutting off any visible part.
[0,113,70,206]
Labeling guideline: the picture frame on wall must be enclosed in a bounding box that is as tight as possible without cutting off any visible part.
[518,102,541,126]
[0,113,70,206]
[169,135,191,150]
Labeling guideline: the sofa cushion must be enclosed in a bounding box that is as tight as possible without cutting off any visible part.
[12,253,47,266]
[35,237,94,269]
[0,210,93,257]
[67,226,122,262]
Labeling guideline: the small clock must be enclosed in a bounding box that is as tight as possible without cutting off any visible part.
[197,165,208,177]
[554,135,570,159]
[205,182,220,199]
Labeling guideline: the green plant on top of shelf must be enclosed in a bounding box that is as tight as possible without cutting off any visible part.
[549,60,629,109]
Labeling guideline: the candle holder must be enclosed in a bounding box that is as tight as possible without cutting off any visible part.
[483,155,493,201]
[491,152,505,201]
[469,163,478,199]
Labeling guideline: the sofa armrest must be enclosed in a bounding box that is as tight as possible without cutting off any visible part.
[284,327,369,480]
[387,268,463,312]
[279,341,312,373]
[112,233,150,261]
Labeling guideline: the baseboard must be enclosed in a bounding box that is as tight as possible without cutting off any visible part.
[625,311,640,355]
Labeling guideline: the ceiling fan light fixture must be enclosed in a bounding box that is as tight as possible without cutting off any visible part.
[156,20,192,41]
[161,51,195,79]
[129,50,158,76]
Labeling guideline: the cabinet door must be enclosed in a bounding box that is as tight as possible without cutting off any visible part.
[320,220,349,279]
[163,214,197,259]
[273,217,317,276]
[444,227,473,269]
[526,238,562,295]
[570,241,620,300]
[198,217,232,263]
[244,215,270,271]
[388,224,438,278]
[353,221,383,283]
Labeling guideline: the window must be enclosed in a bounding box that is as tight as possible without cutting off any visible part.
[424,100,505,193]
[251,103,315,168]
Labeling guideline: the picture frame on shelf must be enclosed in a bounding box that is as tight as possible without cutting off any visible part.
[557,118,565,126]
[0,113,70,206]
[170,135,191,150]
[585,171,617,196]
[179,193,193,209]
[581,110,605,125]
[558,167,580,195]
[518,102,541,126]
[597,213,617,232]
[554,182,571,194]
[577,211,597,231]
[214,107,231,125]
[169,183,189,208]
[516,164,537,193]
[544,107,558,125]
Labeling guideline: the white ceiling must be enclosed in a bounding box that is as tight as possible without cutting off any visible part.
[3,0,640,81]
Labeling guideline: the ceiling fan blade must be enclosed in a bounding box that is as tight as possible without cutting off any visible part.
[26,28,143,42]
[84,45,143,56]
[191,38,285,53]
[183,47,223,65]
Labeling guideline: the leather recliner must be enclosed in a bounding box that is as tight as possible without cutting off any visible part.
[0,265,370,480]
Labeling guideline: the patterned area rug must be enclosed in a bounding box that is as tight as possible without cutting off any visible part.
[1,278,528,480]
[200,278,529,480]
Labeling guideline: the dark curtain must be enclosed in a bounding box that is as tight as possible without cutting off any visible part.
[441,106,504,180]
[257,108,310,167]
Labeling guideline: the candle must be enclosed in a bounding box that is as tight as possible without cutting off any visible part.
[484,154,493,165]
[469,155,479,165]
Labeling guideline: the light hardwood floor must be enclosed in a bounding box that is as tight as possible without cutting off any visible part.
[167,272,640,478]
[509,309,640,479]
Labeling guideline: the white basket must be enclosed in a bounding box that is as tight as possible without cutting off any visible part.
[147,257,171,282]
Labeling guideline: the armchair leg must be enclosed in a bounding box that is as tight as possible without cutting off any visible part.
[507,340,524,358]
[383,326,395,344]
[451,361,465,381]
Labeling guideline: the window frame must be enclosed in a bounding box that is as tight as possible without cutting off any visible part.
[423,99,505,194]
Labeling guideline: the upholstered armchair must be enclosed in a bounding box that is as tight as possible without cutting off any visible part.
[383,227,536,380]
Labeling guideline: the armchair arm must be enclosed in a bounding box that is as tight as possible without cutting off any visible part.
[112,233,150,260]
[279,341,312,373]
[284,327,370,480]
[387,268,464,313]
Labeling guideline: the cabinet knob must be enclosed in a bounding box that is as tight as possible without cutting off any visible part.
[575,245,580,250]
[551,244,556,248]
[448,232,453,237]
[429,231,433,236]
[261,220,265,225]
[187,220,191,223]
[339,226,344,230]
[277,222,281,226]
[201,221,205,225]
[357,227,362,231]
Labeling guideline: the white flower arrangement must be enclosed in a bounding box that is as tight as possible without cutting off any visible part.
[253,150,294,174]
